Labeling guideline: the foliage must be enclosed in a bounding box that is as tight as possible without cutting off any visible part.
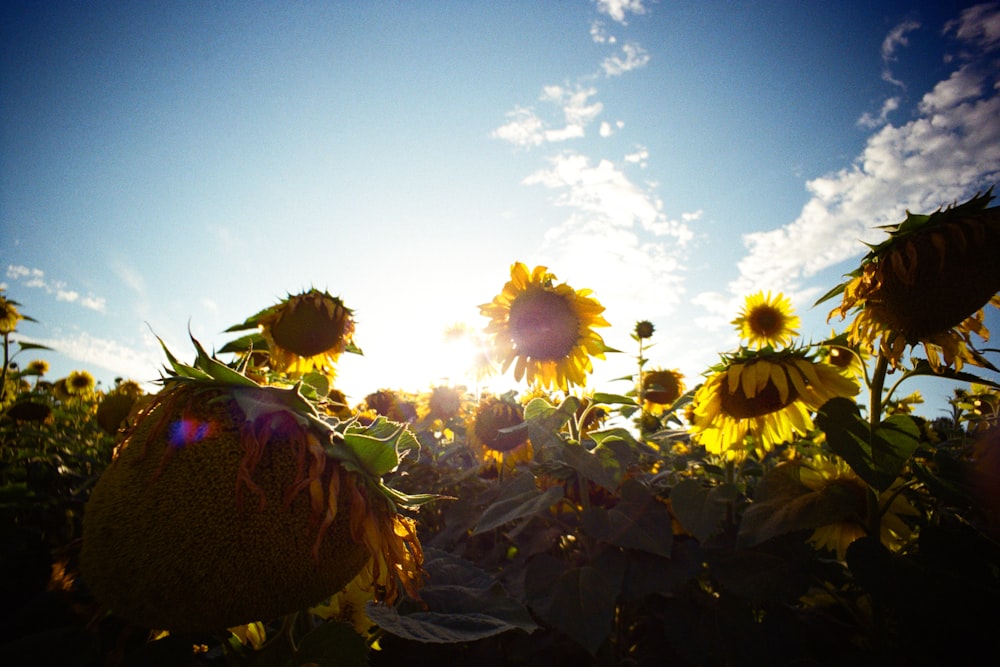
[3,197,1000,667]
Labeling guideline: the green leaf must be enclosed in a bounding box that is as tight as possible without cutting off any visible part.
[337,420,406,478]
[669,479,737,541]
[902,359,1000,388]
[738,462,861,548]
[473,474,564,534]
[581,479,673,557]
[527,563,617,655]
[816,398,919,492]
[291,621,369,667]
[525,395,580,449]
[217,332,268,354]
[591,392,638,407]
[367,548,537,643]
[13,341,53,352]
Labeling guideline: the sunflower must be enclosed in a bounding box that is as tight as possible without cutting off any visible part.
[480,263,611,390]
[65,370,95,396]
[732,291,801,350]
[25,359,49,376]
[363,389,417,424]
[689,348,859,460]
[0,293,22,334]
[634,320,655,340]
[468,395,533,473]
[80,339,425,632]
[641,368,686,415]
[800,455,918,560]
[823,190,1000,371]
[96,380,144,434]
[228,289,357,376]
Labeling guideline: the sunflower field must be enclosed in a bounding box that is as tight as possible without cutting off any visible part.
[3,191,1000,666]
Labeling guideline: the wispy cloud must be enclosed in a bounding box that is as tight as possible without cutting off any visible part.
[6,264,107,312]
[698,3,1000,317]
[944,1,1000,53]
[17,329,161,383]
[590,20,616,45]
[881,19,921,87]
[595,0,647,25]
[525,151,696,323]
[857,96,900,129]
[492,86,605,148]
[600,42,650,77]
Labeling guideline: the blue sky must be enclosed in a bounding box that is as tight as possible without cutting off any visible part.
[3,0,999,417]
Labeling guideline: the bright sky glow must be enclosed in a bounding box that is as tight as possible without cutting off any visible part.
[3,1,999,415]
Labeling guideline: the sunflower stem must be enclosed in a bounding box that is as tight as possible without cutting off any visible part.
[0,332,9,403]
[867,353,889,542]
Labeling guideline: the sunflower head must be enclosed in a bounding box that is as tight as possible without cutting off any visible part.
[468,395,533,472]
[0,293,23,334]
[364,389,417,423]
[823,190,1000,371]
[480,263,612,390]
[732,291,801,350]
[65,370,95,397]
[96,380,145,434]
[227,289,357,376]
[81,336,425,632]
[642,368,686,415]
[634,320,655,340]
[25,359,49,376]
[800,455,917,559]
[689,347,859,460]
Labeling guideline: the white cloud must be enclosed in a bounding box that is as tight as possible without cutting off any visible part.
[881,20,920,87]
[491,106,546,148]
[523,151,695,326]
[18,330,161,383]
[590,20,617,44]
[944,2,1000,53]
[493,87,604,147]
[857,96,900,129]
[601,42,651,77]
[624,146,649,167]
[6,264,107,312]
[712,10,1000,312]
[595,0,647,25]
[524,152,693,239]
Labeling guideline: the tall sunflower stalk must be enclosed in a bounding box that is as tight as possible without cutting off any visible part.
[821,189,1000,547]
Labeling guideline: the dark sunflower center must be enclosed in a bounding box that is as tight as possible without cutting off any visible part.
[643,372,681,405]
[748,307,783,337]
[508,289,580,360]
[271,300,349,357]
[475,404,528,452]
[874,220,1000,340]
[719,374,798,420]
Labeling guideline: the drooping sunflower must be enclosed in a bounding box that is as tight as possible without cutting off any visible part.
[226,289,357,376]
[641,368,686,416]
[363,389,417,424]
[823,190,1000,371]
[732,291,801,350]
[689,348,860,460]
[480,263,612,390]
[0,293,23,334]
[95,380,145,434]
[800,455,918,560]
[468,395,533,473]
[80,338,425,632]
